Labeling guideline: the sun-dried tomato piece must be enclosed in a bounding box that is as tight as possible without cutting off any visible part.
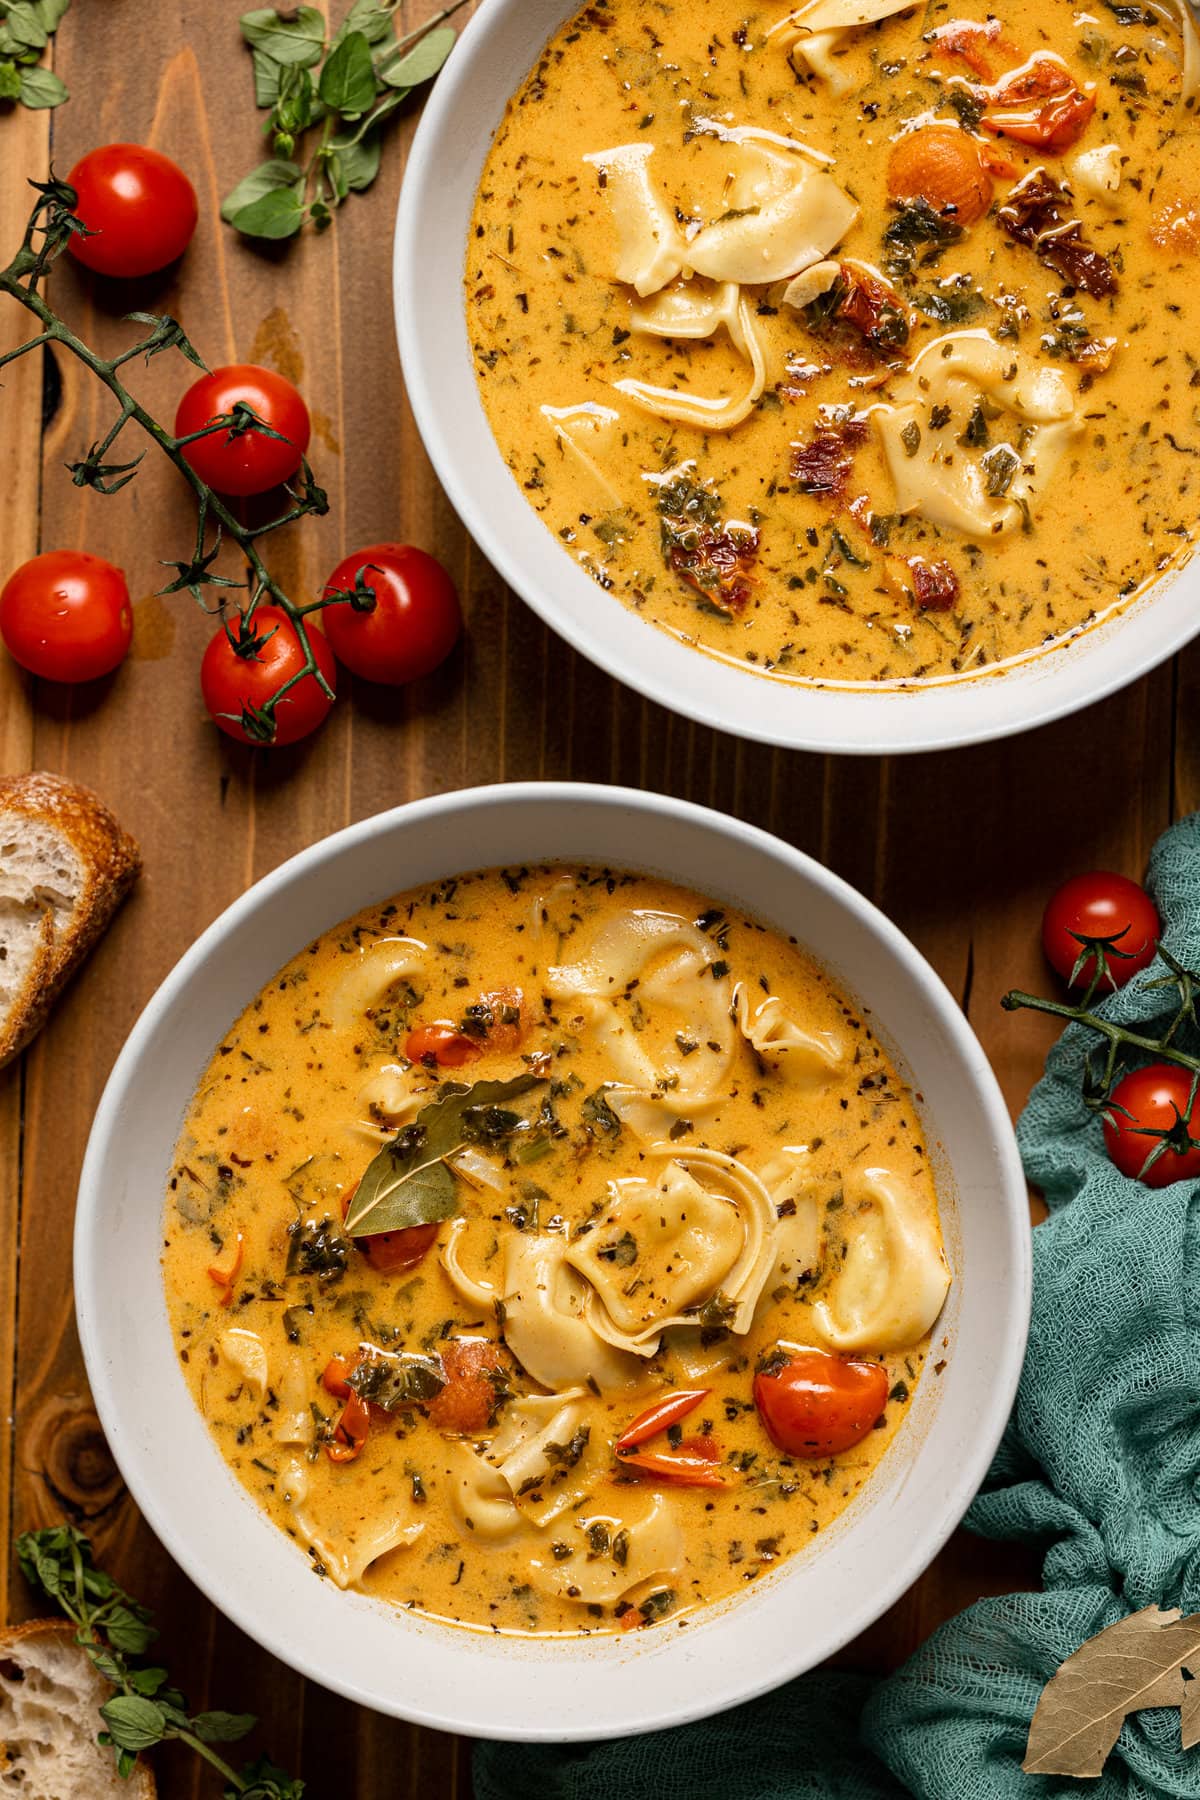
[791,418,869,501]
[427,1339,509,1436]
[1151,196,1200,254]
[998,169,1118,297]
[667,528,760,615]
[907,556,961,610]
[983,55,1095,152]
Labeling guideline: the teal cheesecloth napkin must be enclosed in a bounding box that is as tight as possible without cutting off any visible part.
[475,812,1200,1800]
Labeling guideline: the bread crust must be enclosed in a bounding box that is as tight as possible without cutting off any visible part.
[0,773,141,1068]
[0,1618,156,1797]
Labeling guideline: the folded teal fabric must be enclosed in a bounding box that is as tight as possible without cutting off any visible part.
[475,814,1200,1800]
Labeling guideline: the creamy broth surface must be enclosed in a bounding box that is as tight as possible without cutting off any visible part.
[163,867,949,1636]
[467,0,1200,686]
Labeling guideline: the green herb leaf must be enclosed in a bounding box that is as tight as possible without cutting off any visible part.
[348,1352,445,1410]
[17,64,66,107]
[220,158,303,225]
[34,0,71,28]
[234,1754,307,1800]
[251,47,284,106]
[239,6,326,66]
[380,24,455,87]
[0,60,21,99]
[327,132,382,196]
[98,1695,167,1754]
[190,1709,257,1744]
[229,185,307,240]
[336,0,400,46]
[3,4,48,51]
[318,28,376,112]
[346,1074,545,1236]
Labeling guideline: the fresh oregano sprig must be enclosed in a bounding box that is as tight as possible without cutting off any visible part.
[1003,939,1200,1178]
[0,176,376,744]
[17,1524,304,1798]
[0,0,70,111]
[222,0,468,240]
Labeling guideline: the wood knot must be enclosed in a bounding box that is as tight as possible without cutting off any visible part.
[25,1399,124,1523]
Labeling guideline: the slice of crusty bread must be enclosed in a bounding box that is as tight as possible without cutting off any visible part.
[0,773,141,1068]
[0,1619,155,1797]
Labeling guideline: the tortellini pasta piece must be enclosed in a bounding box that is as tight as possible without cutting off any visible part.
[219,1328,268,1401]
[273,1347,314,1448]
[440,1222,642,1391]
[757,1149,822,1292]
[528,1494,684,1606]
[540,402,625,506]
[618,279,769,431]
[356,1063,419,1127]
[329,937,425,1029]
[567,1147,777,1352]
[734,983,848,1084]
[772,0,921,95]
[873,330,1081,540]
[278,1455,424,1589]
[547,909,734,1137]
[448,1391,601,1538]
[812,1164,951,1352]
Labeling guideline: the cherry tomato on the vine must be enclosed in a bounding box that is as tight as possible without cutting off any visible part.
[753,1348,889,1458]
[320,545,461,685]
[66,144,198,279]
[200,606,335,747]
[175,365,310,497]
[1102,1064,1200,1188]
[339,1181,440,1274]
[1041,871,1160,990]
[0,551,132,682]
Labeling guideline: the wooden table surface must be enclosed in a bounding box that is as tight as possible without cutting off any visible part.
[0,3,1186,1794]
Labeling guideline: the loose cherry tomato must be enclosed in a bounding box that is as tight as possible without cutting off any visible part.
[753,1349,889,1458]
[983,56,1096,151]
[1102,1064,1200,1188]
[339,1182,440,1274]
[405,1022,481,1069]
[1042,872,1159,990]
[66,144,198,278]
[201,606,335,747]
[320,545,461,684]
[462,986,527,1054]
[175,365,310,497]
[0,551,132,682]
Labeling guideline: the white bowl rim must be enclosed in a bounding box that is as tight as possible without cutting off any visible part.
[393,0,1198,756]
[75,781,1031,1738]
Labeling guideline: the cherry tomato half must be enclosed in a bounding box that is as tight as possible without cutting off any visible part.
[320,545,461,685]
[175,365,310,497]
[405,1022,481,1068]
[339,1182,440,1273]
[1042,871,1159,990]
[200,606,335,747]
[1103,1064,1200,1188]
[66,144,198,279]
[753,1349,889,1458]
[0,551,132,682]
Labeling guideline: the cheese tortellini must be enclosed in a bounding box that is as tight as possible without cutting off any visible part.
[813,1164,952,1352]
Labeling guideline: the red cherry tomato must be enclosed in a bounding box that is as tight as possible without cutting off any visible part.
[753,1349,890,1458]
[405,1023,481,1068]
[983,57,1096,152]
[175,365,310,497]
[200,606,335,746]
[66,144,198,279]
[339,1183,440,1273]
[1102,1064,1200,1188]
[1042,872,1160,990]
[0,551,132,682]
[320,545,461,684]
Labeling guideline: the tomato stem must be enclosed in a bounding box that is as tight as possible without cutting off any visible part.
[0,179,344,736]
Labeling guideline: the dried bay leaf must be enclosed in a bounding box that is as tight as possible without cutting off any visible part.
[1024,1605,1200,1777]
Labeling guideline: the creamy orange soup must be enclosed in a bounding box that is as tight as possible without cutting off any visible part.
[467,0,1200,686]
[163,866,949,1636]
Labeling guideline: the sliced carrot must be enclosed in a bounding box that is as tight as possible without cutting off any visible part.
[615,1450,728,1488]
[614,1389,709,1453]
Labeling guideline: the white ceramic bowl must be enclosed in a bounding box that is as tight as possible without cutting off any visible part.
[76,784,1029,1740]
[394,0,1198,756]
